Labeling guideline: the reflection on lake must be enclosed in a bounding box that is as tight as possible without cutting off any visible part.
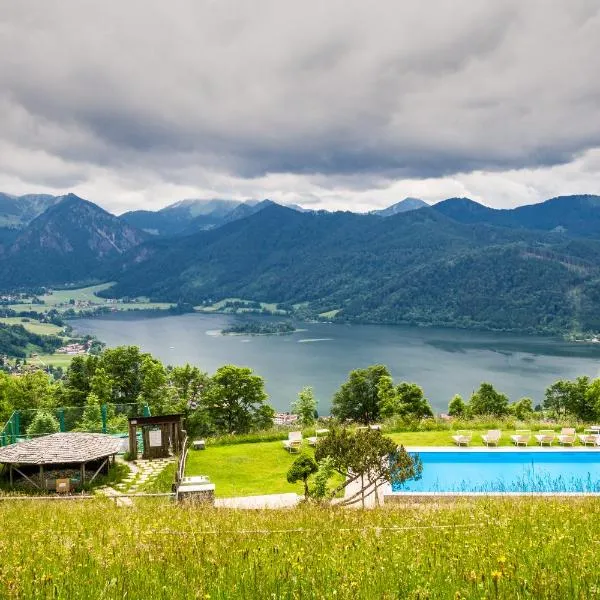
[71,313,600,414]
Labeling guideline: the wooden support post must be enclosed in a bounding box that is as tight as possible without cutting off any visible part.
[80,462,86,486]
[40,465,44,491]
[13,466,41,489]
[142,428,149,459]
[9,465,13,487]
[89,458,108,485]
[128,421,137,460]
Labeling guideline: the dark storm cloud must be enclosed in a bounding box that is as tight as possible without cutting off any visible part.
[0,0,599,195]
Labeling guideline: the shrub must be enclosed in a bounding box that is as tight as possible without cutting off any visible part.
[26,411,60,437]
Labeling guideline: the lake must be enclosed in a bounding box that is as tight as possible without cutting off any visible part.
[72,313,600,414]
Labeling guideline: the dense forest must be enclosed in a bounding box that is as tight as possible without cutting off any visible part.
[109,202,600,334]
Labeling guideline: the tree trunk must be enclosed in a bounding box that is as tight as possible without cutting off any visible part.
[361,474,365,508]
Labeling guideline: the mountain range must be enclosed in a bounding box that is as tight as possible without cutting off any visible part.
[1,192,600,334]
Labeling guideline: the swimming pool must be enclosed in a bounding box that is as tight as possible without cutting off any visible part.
[391,450,600,493]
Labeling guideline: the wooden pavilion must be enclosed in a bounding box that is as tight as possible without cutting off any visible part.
[0,432,121,491]
[127,414,185,460]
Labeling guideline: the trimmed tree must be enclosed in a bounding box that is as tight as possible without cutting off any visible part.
[287,453,319,500]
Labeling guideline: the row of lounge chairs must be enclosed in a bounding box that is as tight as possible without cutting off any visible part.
[452,428,600,447]
[282,429,330,452]
[282,425,383,452]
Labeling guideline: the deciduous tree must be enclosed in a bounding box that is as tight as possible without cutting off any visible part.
[202,365,272,434]
[292,386,317,426]
[448,394,466,417]
[332,365,390,424]
[468,382,509,417]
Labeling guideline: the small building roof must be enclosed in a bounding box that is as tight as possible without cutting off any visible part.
[128,414,183,426]
[0,432,122,465]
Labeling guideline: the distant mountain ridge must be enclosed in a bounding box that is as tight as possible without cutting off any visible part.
[370,197,429,216]
[0,193,62,228]
[0,194,147,286]
[2,191,600,335]
[432,195,600,237]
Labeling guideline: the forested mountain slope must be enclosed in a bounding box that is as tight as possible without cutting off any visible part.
[107,203,600,333]
[0,195,147,286]
[433,195,600,237]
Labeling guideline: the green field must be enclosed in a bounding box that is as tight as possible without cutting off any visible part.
[318,308,341,318]
[8,282,174,314]
[0,316,64,336]
[27,353,75,367]
[38,282,115,306]
[195,297,286,314]
[0,498,598,598]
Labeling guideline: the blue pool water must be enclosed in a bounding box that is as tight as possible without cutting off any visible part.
[392,451,600,493]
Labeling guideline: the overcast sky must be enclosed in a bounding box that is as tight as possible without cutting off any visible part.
[1,1,599,214]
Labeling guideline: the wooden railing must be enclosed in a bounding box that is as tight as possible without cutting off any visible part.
[174,433,189,490]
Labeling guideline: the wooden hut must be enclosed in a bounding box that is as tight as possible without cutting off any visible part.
[0,432,121,491]
[127,414,184,460]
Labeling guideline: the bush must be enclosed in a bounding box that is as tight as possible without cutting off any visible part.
[26,411,60,437]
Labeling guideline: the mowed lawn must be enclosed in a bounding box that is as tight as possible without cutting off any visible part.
[186,440,309,497]
[389,429,541,447]
[185,429,590,497]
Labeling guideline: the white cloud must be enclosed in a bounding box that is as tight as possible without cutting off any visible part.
[0,1,599,212]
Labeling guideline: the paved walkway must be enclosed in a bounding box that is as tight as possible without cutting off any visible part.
[114,457,176,493]
[215,493,301,509]
[97,486,134,507]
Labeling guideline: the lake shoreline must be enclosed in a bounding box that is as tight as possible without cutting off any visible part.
[70,312,600,414]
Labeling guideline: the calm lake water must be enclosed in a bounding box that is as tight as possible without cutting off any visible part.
[72,313,600,414]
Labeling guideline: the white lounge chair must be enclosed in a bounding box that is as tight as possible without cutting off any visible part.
[451,430,472,447]
[510,430,531,446]
[535,430,555,446]
[369,424,382,431]
[558,427,576,446]
[578,430,599,446]
[307,428,329,447]
[283,431,303,453]
[481,429,501,447]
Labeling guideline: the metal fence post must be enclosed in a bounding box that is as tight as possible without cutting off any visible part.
[58,408,66,432]
[101,404,108,434]
[13,411,20,440]
[143,404,151,417]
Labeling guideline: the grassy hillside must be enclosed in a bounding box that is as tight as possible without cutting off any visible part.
[0,498,598,598]
[0,323,63,358]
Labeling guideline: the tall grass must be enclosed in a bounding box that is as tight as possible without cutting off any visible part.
[0,498,599,598]
[203,417,590,447]
[382,415,591,433]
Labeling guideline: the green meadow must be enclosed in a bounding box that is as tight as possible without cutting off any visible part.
[0,317,64,336]
[0,498,597,599]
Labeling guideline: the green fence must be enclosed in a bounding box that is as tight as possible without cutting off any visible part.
[0,403,151,447]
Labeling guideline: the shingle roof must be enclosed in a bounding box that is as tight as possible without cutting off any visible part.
[0,432,122,465]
